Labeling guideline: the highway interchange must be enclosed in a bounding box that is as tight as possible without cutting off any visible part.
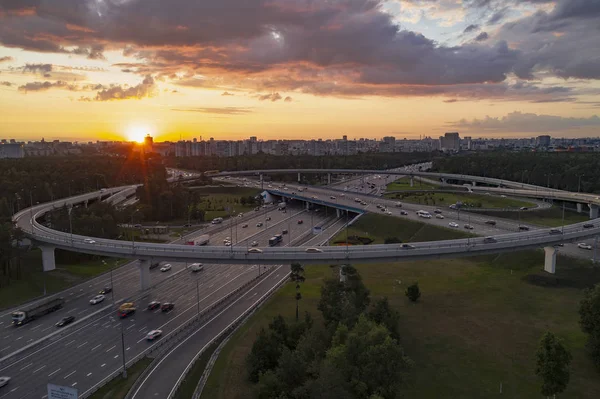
[1,164,599,398]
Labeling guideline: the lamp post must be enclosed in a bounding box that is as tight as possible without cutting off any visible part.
[578,174,584,193]
[120,321,127,378]
[68,205,73,245]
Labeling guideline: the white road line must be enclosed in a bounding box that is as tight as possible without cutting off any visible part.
[114,355,119,359]
[65,340,75,346]
[106,345,116,352]
[41,326,52,332]
[15,336,22,341]
[3,325,12,329]
[126,324,135,330]
[91,344,101,351]
[9,387,18,393]
[0,346,9,352]
[48,368,61,377]
[126,347,130,351]
[77,341,88,349]
[64,370,76,379]
[138,326,147,332]
[32,365,46,374]
[30,325,41,331]
[100,363,106,368]
[72,382,77,387]
[86,372,92,377]
[19,363,33,371]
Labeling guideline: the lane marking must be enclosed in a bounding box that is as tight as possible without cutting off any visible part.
[87,372,92,377]
[91,344,101,351]
[64,370,76,379]
[100,363,106,368]
[48,368,61,377]
[77,341,88,349]
[106,345,116,352]
[65,340,75,346]
[19,363,33,371]
[114,355,119,359]
[72,382,77,387]
[32,365,46,374]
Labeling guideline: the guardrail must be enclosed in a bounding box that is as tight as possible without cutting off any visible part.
[177,273,290,399]
[83,270,272,399]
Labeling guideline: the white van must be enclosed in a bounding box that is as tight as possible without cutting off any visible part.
[417,210,432,219]
[190,263,204,272]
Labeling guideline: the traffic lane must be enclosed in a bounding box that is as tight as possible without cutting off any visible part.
[129,265,287,399]
[0,264,264,399]
[302,218,347,247]
[235,209,309,248]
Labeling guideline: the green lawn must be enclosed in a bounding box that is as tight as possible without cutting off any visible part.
[174,338,223,399]
[386,176,439,191]
[385,191,534,209]
[329,213,472,245]
[0,250,126,310]
[89,357,152,399]
[202,215,600,399]
[475,206,590,228]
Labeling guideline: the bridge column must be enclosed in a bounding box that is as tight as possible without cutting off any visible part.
[139,260,151,290]
[40,245,56,271]
[472,181,477,187]
[577,203,583,213]
[336,208,341,218]
[298,172,301,183]
[441,178,447,185]
[306,201,310,210]
[410,177,414,187]
[543,246,557,274]
[590,204,599,219]
[328,173,331,185]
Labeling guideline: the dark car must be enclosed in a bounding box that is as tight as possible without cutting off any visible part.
[485,220,497,226]
[400,210,408,215]
[282,229,288,235]
[99,287,112,295]
[119,308,135,318]
[583,223,594,229]
[297,219,304,224]
[56,316,75,327]
[148,301,161,310]
[183,223,192,227]
[150,262,160,270]
[161,303,175,312]
[519,225,530,231]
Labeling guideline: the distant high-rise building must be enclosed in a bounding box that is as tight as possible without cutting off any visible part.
[0,143,24,159]
[440,132,460,151]
[536,135,551,148]
[143,134,153,151]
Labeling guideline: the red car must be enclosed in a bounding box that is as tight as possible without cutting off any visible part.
[148,301,161,310]
[297,219,303,225]
[161,303,174,312]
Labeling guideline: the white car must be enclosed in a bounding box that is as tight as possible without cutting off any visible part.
[251,241,259,247]
[224,241,232,246]
[0,376,10,388]
[160,264,172,272]
[578,243,593,250]
[248,248,263,253]
[90,294,105,305]
[448,222,459,228]
[242,224,248,228]
[435,214,444,219]
[146,329,162,341]
[386,211,392,215]
[305,248,323,253]
[83,238,96,244]
[224,237,231,243]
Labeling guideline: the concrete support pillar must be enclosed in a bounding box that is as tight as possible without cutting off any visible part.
[577,203,583,213]
[590,204,599,219]
[306,201,309,210]
[543,246,557,274]
[328,173,331,185]
[336,208,341,218]
[441,178,447,185]
[472,181,477,187]
[139,259,151,290]
[298,172,301,183]
[40,245,56,271]
[84,200,88,208]
[410,177,414,187]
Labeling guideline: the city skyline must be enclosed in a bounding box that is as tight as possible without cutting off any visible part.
[1,0,600,141]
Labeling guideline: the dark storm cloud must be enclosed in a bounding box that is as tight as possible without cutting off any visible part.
[257,92,283,102]
[463,24,479,33]
[22,63,52,73]
[474,32,489,41]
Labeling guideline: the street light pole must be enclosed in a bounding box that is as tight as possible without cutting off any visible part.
[68,205,73,245]
[196,280,200,316]
[120,322,127,378]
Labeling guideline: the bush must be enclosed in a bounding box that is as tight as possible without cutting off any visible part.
[384,237,402,244]
[405,282,421,302]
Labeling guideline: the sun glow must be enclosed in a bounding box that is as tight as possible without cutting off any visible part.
[126,125,151,143]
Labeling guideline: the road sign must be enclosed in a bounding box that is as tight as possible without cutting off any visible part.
[47,384,78,399]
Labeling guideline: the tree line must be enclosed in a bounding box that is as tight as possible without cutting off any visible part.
[432,152,600,193]
[246,265,412,398]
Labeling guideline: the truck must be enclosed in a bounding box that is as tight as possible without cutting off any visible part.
[277,202,286,210]
[269,234,283,247]
[185,234,210,246]
[12,297,65,326]
[118,302,136,318]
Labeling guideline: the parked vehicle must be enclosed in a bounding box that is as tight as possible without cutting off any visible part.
[12,297,65,326]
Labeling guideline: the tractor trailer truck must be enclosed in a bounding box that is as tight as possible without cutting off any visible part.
[186,234,210,246]
[12,297,65,326]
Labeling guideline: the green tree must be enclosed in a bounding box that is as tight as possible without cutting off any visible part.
[535,332,572,398]
[579,284,600,367]
[318,266,370,328]
[290,263,305,321]
[405,282,421,302]
[369,297,401,340]
[247,328,283,383]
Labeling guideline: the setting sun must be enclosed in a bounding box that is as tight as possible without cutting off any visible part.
[126,125,151,143]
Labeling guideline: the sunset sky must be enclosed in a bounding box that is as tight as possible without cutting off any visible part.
[1,0,599,142]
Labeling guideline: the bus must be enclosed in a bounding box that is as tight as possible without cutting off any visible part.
[269,234,283,246]
[416,210,432,219]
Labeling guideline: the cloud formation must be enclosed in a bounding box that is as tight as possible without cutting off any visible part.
[171,107,252,115]
[1,81,12,86]
[92,75,156,101]
[22,63,52,74]
[451,111,600,132]
[18,80,76,92]
[257,92,283,102]
[0,56,13,63]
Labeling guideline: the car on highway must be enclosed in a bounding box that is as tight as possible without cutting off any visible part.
[520,207,528,211]
[0,376,11,388]
[242,223,248,228]
[483,237,497,244]
[584,223,595,229]
[305,248,323,253]
[485,220,497,226]
[251,240,259,247]
[99,287,112,295]
[161,303,175,312]
[578,243,593,250]
[311,196,318,199]
[518,225,530,231]
[376,204,382,209]
[83,238,96,244]
[90,294,105,305]
[148,301,161,310]
[549,228,562,235]
[224,241,232,246]
[266,217,272,221]
[400,210,408,215]
[401,244,416,249]
[282,229,288,234]
[386,211,392,215]
[146,329,163,341]
[254,207,260,211]
[224,237,231,243]
[183,223,192,227]
[435,214,444,219]
[160,264,172,272]
[297,219,304,224]
[56,315,75,327]
[434,209,442,214]
[464,224,474,230]
[448,222,459,228]
[248,248,263,253]
[330,196,336,199]
[256,222,263,227]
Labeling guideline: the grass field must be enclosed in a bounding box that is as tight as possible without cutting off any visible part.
[0,250,126,310]
[89,357,152,399]
[386,176,439,191]
[386,191,534,209]
[329,213,473,245]
[202,216,600,399]
[475,206,590,228]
